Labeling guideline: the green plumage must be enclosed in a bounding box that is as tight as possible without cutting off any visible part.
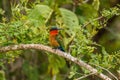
[55,34,65,51]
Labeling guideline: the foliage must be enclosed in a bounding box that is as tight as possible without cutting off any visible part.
[0,0,120,80]
[0,70,5,80]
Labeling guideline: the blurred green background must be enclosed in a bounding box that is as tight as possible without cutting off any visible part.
[0,0,120,80]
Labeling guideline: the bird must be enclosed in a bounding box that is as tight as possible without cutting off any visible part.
[49,26,70,68]
[49,26,64,51]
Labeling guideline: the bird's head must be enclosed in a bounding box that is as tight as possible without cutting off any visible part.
[50,26,62,36]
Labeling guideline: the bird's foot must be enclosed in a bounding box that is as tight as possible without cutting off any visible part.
[52,48,57,51]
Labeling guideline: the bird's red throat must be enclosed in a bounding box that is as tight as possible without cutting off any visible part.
[50,30,58,36]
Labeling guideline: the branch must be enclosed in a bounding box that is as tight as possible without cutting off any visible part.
[0,44,111,80]
[82,16,104,28]
[90,63,118,80]
[75,72,96,80]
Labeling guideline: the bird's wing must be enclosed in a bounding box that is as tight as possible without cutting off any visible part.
[56,34,65,51]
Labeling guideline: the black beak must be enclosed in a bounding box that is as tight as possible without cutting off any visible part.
[57,28,63,30]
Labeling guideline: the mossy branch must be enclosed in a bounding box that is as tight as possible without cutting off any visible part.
[0,44,111,80]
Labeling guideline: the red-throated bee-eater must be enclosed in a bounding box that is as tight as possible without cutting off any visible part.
[49,26,70,68]
[49,26,64,51]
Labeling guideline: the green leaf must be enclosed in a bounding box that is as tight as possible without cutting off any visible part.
[59,8,79,28]
[48,55,65,75]
[101,47,108,55]
[28,5,52,19]
[92,0,100,11]
[28,5,52,26]
[0,70,6,80]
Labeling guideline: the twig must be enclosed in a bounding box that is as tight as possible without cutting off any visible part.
[82,0,89,4]
[90,63,119,80]
[75,72,96,80]
[0,44,112,80]
[45,10,54,25]
[82,16,103,28]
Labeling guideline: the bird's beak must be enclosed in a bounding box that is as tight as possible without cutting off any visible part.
[58,28,63,30]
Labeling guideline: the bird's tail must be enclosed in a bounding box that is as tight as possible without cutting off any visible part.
[58,46,65,52]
